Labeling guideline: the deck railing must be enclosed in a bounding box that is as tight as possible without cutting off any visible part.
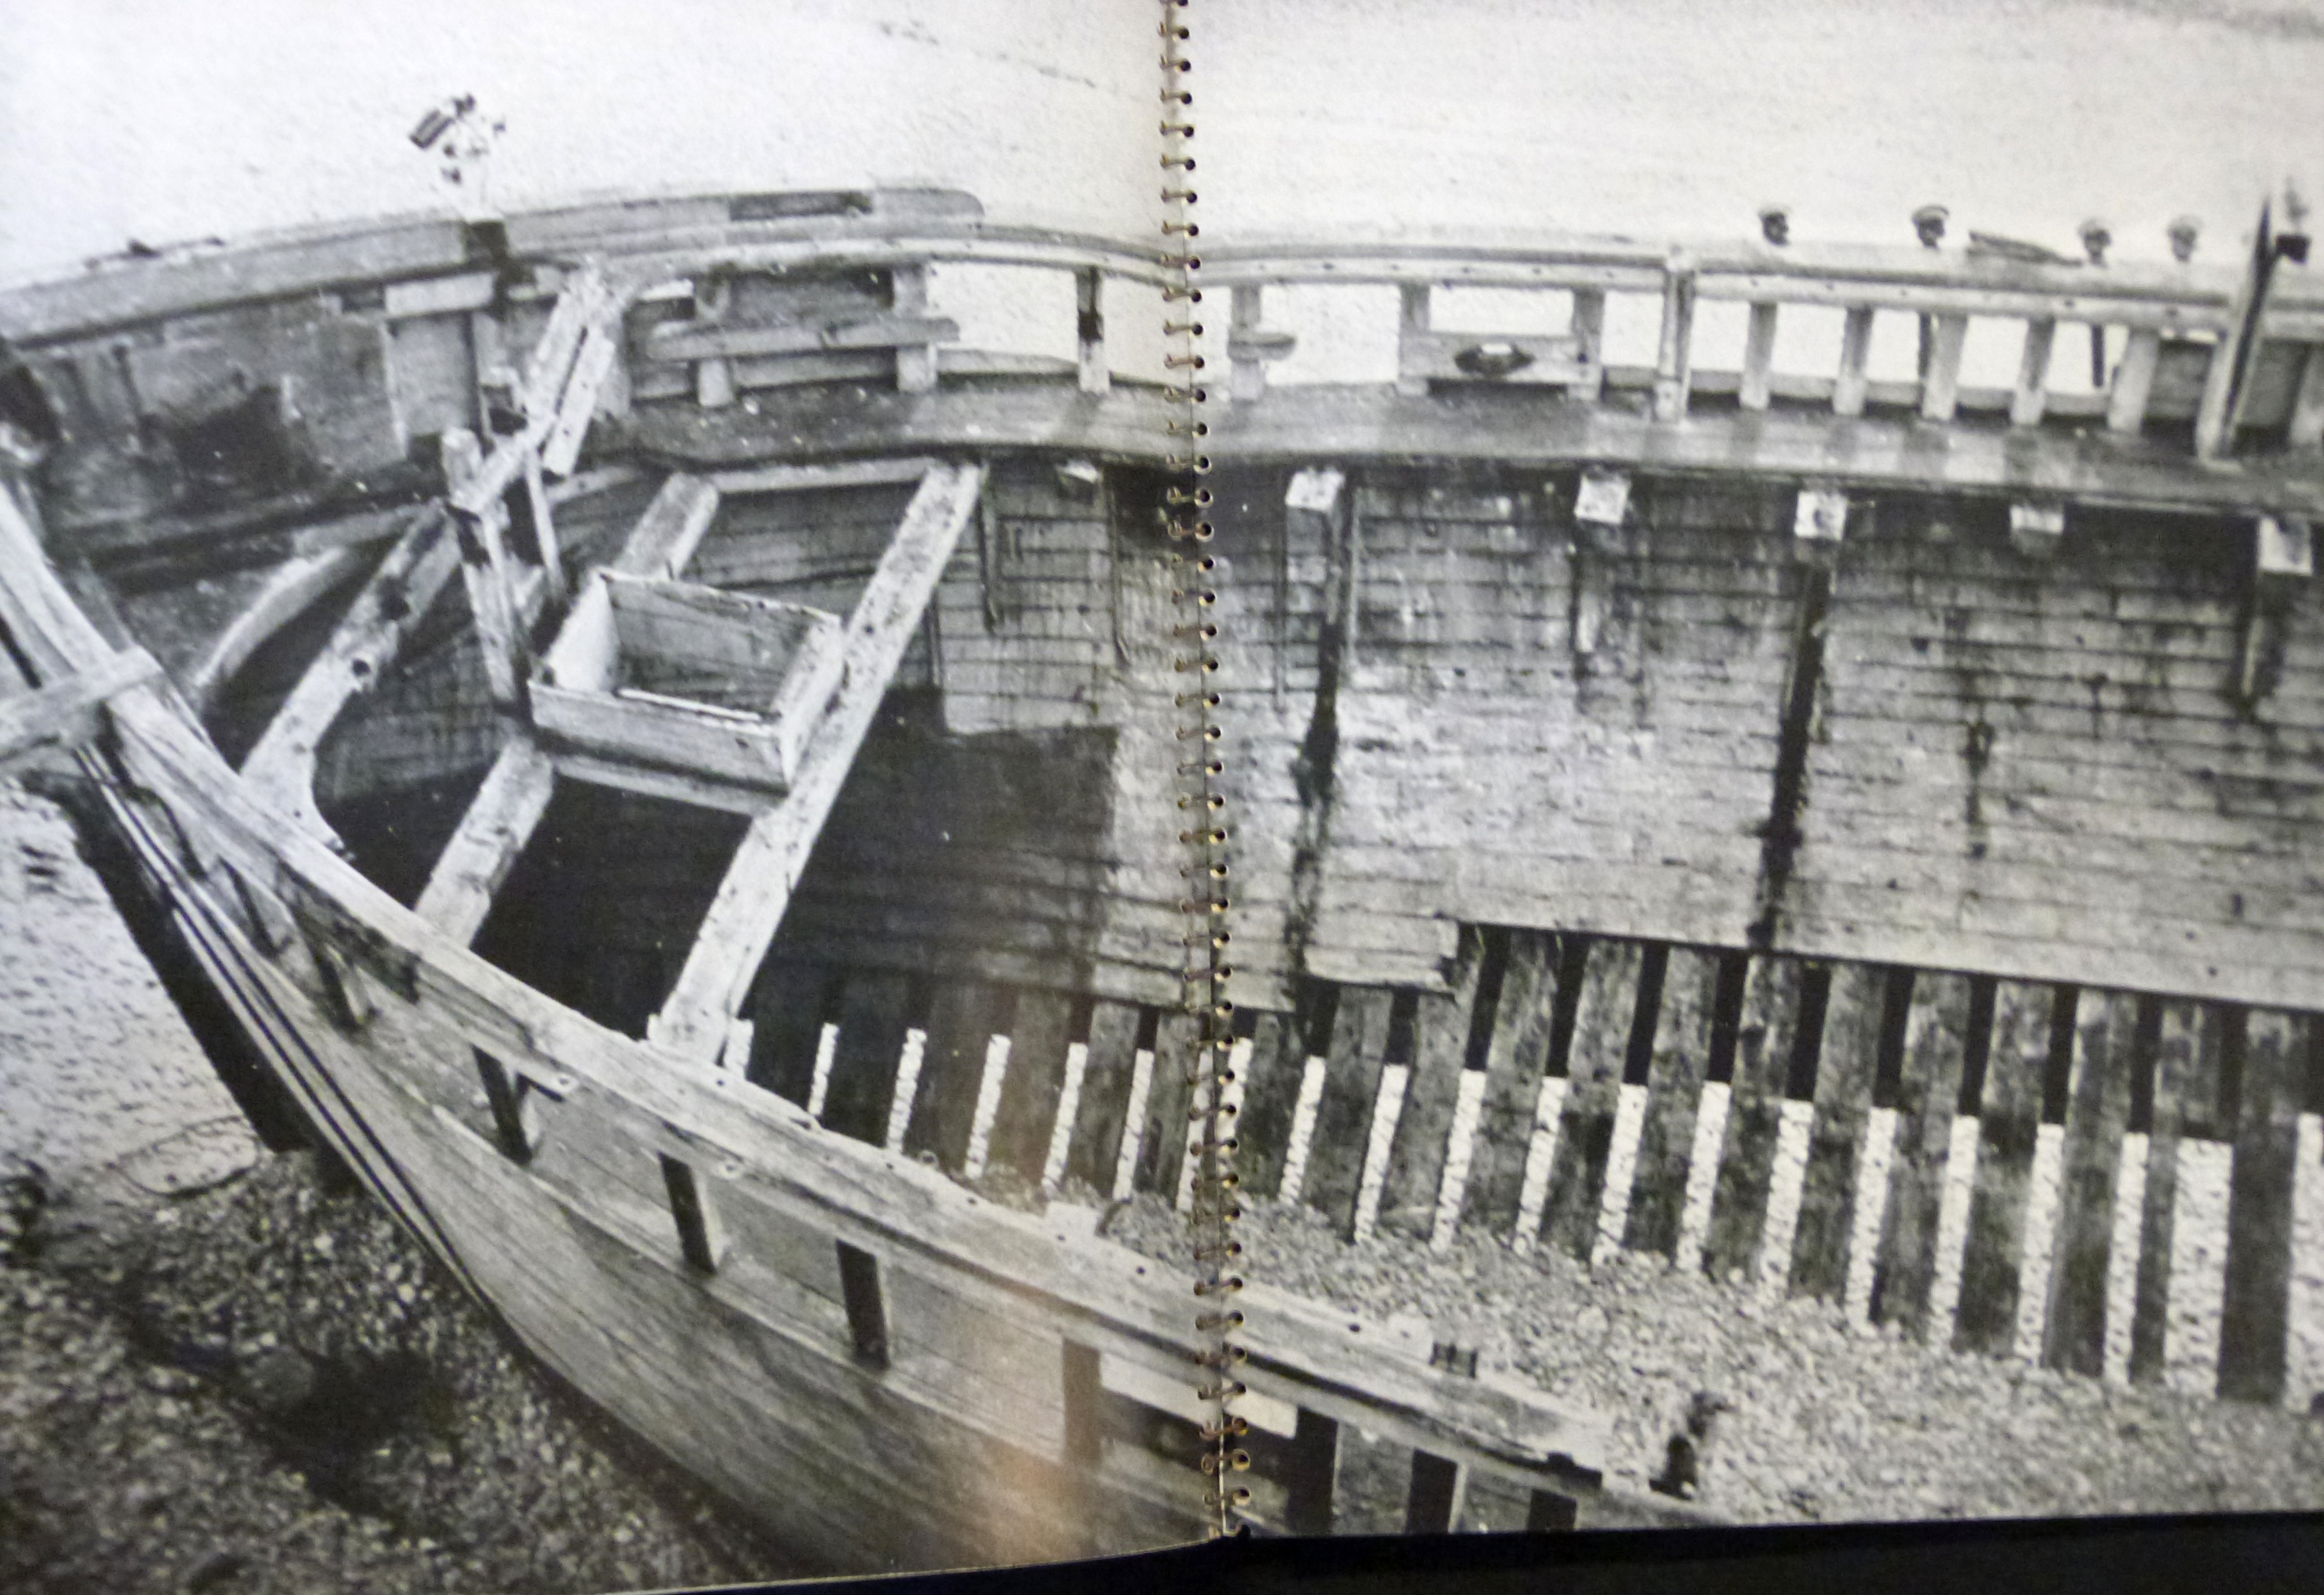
[1207,236,2324,459]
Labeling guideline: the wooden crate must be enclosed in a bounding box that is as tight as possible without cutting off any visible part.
[533,570,843,791]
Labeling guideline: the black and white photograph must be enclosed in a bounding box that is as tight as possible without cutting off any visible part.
[2,2,2322,1592]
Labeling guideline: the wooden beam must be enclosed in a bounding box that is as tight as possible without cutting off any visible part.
[454,502,529,708]
[238,506,461,841]
[2288,346,2324,451]
[649,462,984,1062]
[891,264,939,394]
[413,735,558,944]
[647,314,960,364]
[612,473,723,579]
[522,454,568,607]
[0,646,160,771]
[1569,289,1608,404]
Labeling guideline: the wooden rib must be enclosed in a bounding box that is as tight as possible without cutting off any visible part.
[650,462,986,1061]
[67,678,1614,1487]
[1653,258,1697,422]
[183,546,371,710]
[0,646,160,771]
[1569,290,1608,404]
[238,506,460,840]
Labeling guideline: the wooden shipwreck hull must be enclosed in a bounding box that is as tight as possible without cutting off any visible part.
[8,185,2324,1566]
[0,189,1618,1573]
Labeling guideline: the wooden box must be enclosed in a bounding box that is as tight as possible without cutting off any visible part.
[532,570,844,791]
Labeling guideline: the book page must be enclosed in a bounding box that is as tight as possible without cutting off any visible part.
[0,2,1268,1587]
[1197,0,2324,1535]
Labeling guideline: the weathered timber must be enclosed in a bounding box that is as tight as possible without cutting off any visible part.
[0,645,160,771]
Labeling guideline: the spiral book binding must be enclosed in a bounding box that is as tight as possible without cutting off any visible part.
[1157,0,1245,1536]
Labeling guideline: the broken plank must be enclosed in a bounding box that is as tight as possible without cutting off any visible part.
[414,736,560,945]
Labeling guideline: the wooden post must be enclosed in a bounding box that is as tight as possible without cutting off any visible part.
[1740,301,1780,411]
[892,264,939,394]
[1396,284,1433,397]
[2011,318,2057,427]
[659,1155,728,1274]
[1075,268,1109,396]
[693,272,734,409]
[454,504,528,708]
[1652,255,1696,422]
[835,1241,891,1367]
[1569,289,1607,404]
[1405,1450,1464,1533]
[1230,285,1268,404]
[1060,1342,1104,1464]
[1918,313,1968,422]
[2194,331,2243,459]
[1832,307,1874,418]
[2107,329,2162,434]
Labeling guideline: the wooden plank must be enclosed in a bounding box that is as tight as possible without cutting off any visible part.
[1569,290,1608,405]
[2130,999,2201,1383]
[891,264,938,394]
[0,646,160,771]
[1739,303,1779,412]
[2011,318,2056,428]
[1842,969,1915,1324]
[2219,1010,2301,1403]
[1787,961,1885,1302]
[1954,979,2054,1355]
[413,736,559,944]
[650,463,984,1061]
[238,507,460,839]
[1382,930,1487,1241]
[1112,1007,1163,1201]
[2045,989,2137,1376]
[1239,987,1318,1201]
[1672,954,1749,1276]
[2289,1042,2324,1411]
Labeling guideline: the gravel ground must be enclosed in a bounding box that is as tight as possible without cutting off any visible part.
[0,784,799,1593]
[2,1151,798,1594]
[1107,1193,2324,1526]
